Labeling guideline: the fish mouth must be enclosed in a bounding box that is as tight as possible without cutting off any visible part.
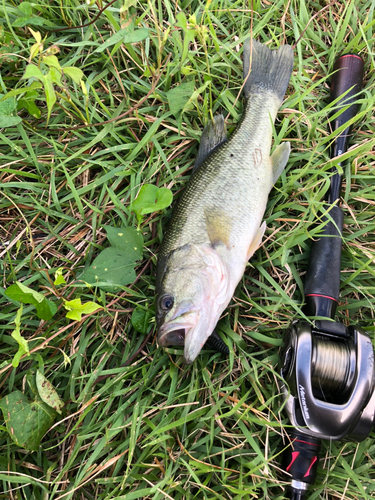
[158,309,219,365]
[158,325,189,347]
[183,322,212,365]
[158,311,197,349]
[159,320,210,365]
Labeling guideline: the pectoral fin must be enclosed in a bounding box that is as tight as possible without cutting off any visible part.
[193,115,227,172]
[270,142,290,187]
[205,207,232,249]
[247,221,266,260]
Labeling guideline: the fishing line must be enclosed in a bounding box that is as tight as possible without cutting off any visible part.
[311,336,351,396]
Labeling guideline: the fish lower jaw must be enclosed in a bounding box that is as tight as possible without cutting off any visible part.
[158,324,193,347]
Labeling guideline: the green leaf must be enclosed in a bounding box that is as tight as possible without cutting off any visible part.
[49,66,62,86]
[61,351,71,368]
[29,28,42,44]
[0,96,22,127]
[0,97,17,114]
[30,41,42,60]
[26,370,39,397]
[80,226,144,290]
[18,1,33,16]
[36,370,64,415]
[166,80,195,117]
[0,82,42,100]
[122,28,149,44]
[0,115,22,127]
[176,11,188,32]
[130,184,173,223]
[43,72,56,125]
[131,306,154,334]
[18,98,41,119]
[12,16,45,28]
[175,12,196,64]
[54,275,66,286]
[63,298,102,321]
[94,27,149,53]
[5,282,58,321]
[182,80,211,113]
[54,268,66,286]
[10,305,29,368]
[80,248,139,290]
[24,89,39,99]
[63,66,83,85]
[22,64,45,82]
[122,0,138,10]
[0,390,56,451]
[42,55,61,70]
[105,226,143,260]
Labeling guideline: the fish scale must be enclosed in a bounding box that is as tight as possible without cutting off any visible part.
[156,39,294,364]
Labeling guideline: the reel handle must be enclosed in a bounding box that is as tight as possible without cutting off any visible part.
[304,53,364,318]
[282,430,321,500]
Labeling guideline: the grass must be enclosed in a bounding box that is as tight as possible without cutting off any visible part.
[0,0,375,499]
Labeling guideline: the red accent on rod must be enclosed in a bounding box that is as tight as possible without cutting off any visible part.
[338,54,363,61]
[295,438,319,447]
[304,456,318,478]
[305,293,338,302]
[286,451,300,472]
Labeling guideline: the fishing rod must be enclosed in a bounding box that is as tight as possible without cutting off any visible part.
[279,53,374,499]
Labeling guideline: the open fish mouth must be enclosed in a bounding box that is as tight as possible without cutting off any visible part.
[158,303,223,364]
[159,316,219,364]
[158,310,198,348]
[158,326,188,347]
[159,322,207,365]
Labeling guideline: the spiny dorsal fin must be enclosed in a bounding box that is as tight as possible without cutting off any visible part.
[270,142,290,187]
[193,115,227,172]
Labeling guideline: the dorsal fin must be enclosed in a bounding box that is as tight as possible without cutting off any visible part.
[193,115,227,172]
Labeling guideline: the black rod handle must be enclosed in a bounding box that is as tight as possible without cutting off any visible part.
[304,204,343,318]
[304,53,364,318]
[330,54,364,160]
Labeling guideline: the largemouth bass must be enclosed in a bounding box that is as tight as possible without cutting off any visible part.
[156,39,294,364]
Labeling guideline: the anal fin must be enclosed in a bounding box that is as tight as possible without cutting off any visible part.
[193,115,227,172]
[247,221,266,260]
[270,142,290,187]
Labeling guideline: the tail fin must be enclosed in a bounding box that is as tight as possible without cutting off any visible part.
[243,39,293,101]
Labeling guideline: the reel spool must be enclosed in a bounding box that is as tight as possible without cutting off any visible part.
[280,320,375,441]
[310,335,354,398]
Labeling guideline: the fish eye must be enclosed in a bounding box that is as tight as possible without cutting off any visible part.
[160,294,174,311]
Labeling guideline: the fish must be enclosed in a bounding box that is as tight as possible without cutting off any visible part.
[156,38,294,364]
